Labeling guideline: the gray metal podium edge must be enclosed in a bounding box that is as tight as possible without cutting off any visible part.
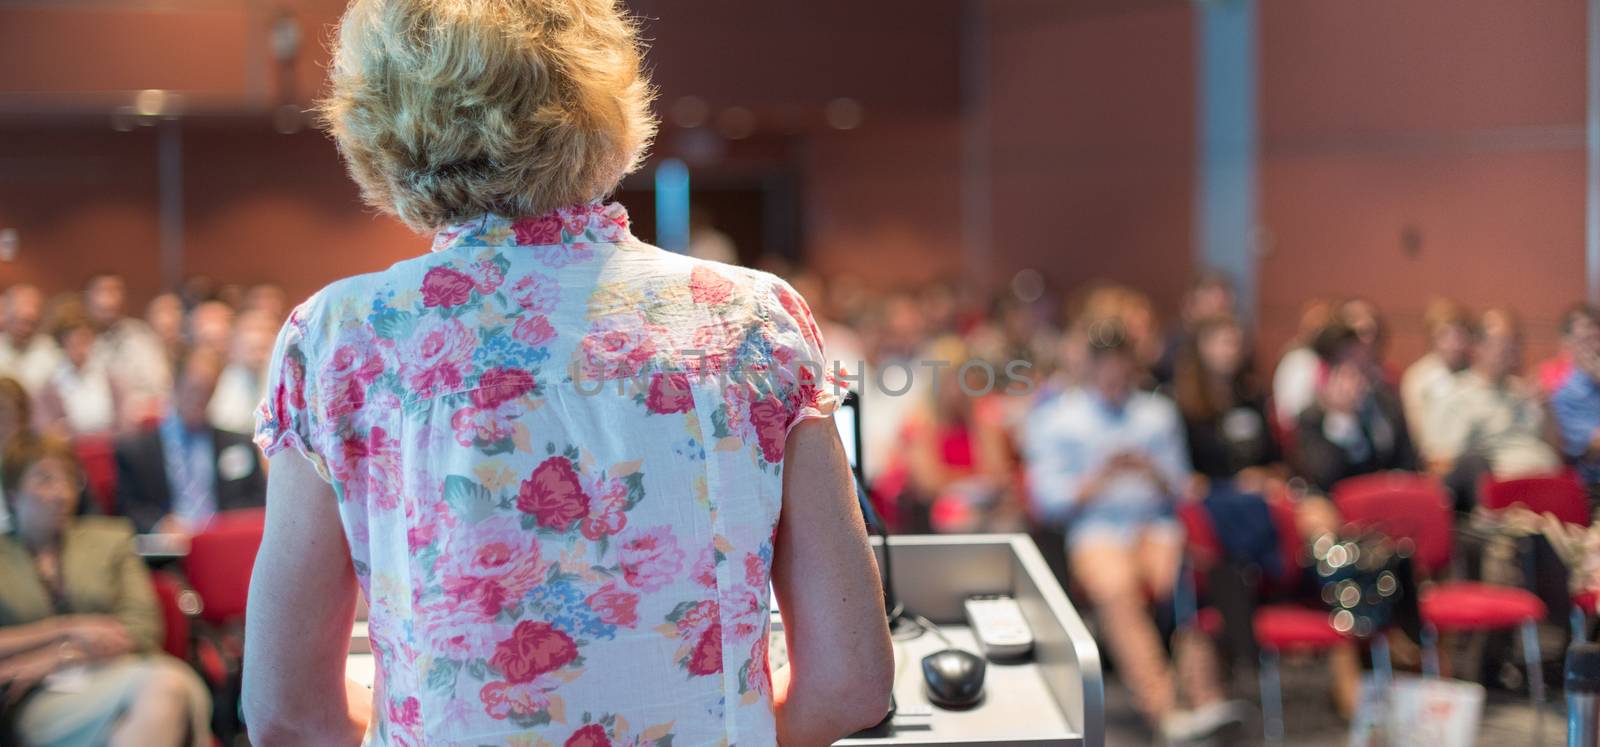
[1005,535,1103,747]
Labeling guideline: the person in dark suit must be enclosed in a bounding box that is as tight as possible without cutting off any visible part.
[115,348,265,536]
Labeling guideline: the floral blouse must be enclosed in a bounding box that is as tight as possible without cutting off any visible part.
[255,202,836,747]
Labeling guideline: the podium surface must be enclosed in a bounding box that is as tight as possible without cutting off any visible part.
[835,533,1103,747]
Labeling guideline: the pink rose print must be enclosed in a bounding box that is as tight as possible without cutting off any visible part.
[585,583,639,628]
[619,526,685,592]
[744,552,767,589]
[645,373,694,414]
[388,696,422,729]
[725,588,765,641]
[513,316,556,347]
[401,316,477,398]
[565,724,612,747]
[512,214,562,245]
[562,211,591,238]
[472,367,536,410]
[438,518,545,617]
[747,636,772,697]
[510,273,560,314]
[688,622,723,677]
[749,395,791,463]
[772,282,824,352]
[334,426,402,510]
[691,547,718,590]
[451,405,516,448]
[490,621,577,683]
[421,266,475,308]
[321,334,386,420]
[517,456,591,530]
[480,678,553,721]
[424,614,502,661]
[689,266,735,306]
[579,475,628,541]
[282,349,307,411]
[579,313,661,380]
[469,259,505,294]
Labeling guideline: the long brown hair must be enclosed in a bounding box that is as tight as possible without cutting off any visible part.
[1172,315,1259,422]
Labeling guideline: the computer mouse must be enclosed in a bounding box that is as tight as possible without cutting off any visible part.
[921,648,985,709]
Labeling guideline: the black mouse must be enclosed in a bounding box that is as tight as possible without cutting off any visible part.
[921,648,985,709]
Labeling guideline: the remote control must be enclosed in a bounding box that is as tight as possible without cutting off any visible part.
[964,594,1034,661]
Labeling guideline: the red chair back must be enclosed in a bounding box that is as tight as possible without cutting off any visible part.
[150,570,191,659]
[1331,472,1453,575]
[182,508,266,625]
[1178,500,1225,569]
[1480,472,1591,527]
[72,435,118,515]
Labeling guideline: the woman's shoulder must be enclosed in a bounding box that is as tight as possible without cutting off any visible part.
[67,515,137,546]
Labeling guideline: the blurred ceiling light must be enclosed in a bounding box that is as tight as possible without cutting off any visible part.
[1010,269,1045,303]
[716,106,754,140]
[824,97,863,130]
[670,96,709,128]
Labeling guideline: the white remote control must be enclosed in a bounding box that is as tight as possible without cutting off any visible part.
[964,594,1034,661]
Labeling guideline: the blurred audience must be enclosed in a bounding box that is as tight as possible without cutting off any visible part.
[1539,303,1600,398]
[1428,308,1560,508]
[35,298,119,439]
[1401,298,1474,463]
[85,274,171,428]
[0,435,211,746]
[144,293,186,374]
[1171,315,1280,487]
[0,285,61,394]
[208,310,275,434]
[1293,323,1417,493]
[115,349,266,537]
[1553,307,1600,494]
[1272,299,1334,426]
[1023,322,1236,740]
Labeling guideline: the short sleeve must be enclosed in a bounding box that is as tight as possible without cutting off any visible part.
[254,303,329,479]
[763,277,841,435]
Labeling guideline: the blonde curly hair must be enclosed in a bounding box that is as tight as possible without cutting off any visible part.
[318,0,657,231]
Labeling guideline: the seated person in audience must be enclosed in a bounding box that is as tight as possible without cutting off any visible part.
[115,349,266,536]
[145,294,186,375]
[1172,315,1280,487]
[207,310,274,435]
[0,284,62,394]
[1337,297,1396,385]
[1154,271,1236,387]
[1024,323,1237,741]
[1295,324,1418,493]
[186,300,235,359]
[0,435,210,746]
[1428,308,1561,508]
[1552,322,1600,494]
[1400,298,1474,463]
[1272,298,1333,426]
[0,377,39,534]
[86,274,171,429]
[1539,304,1599,398]
[893,336,1017,533]
[34,298,120,439]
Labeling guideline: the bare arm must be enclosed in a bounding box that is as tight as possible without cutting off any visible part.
[772,417,895,746]
[242,448,366,746]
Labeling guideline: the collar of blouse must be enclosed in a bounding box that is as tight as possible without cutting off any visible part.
[431,201,633,253]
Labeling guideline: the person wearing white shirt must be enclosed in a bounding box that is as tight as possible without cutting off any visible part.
[0,285,63,394]
[208,310,276,434]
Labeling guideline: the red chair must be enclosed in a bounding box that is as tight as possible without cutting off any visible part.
[1333,472,1548,731]
[1179,496,1349,741]
[72,435,118,516]
[1480,472,1591,528]
[150,570,194,660]
[182,508,267,626]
